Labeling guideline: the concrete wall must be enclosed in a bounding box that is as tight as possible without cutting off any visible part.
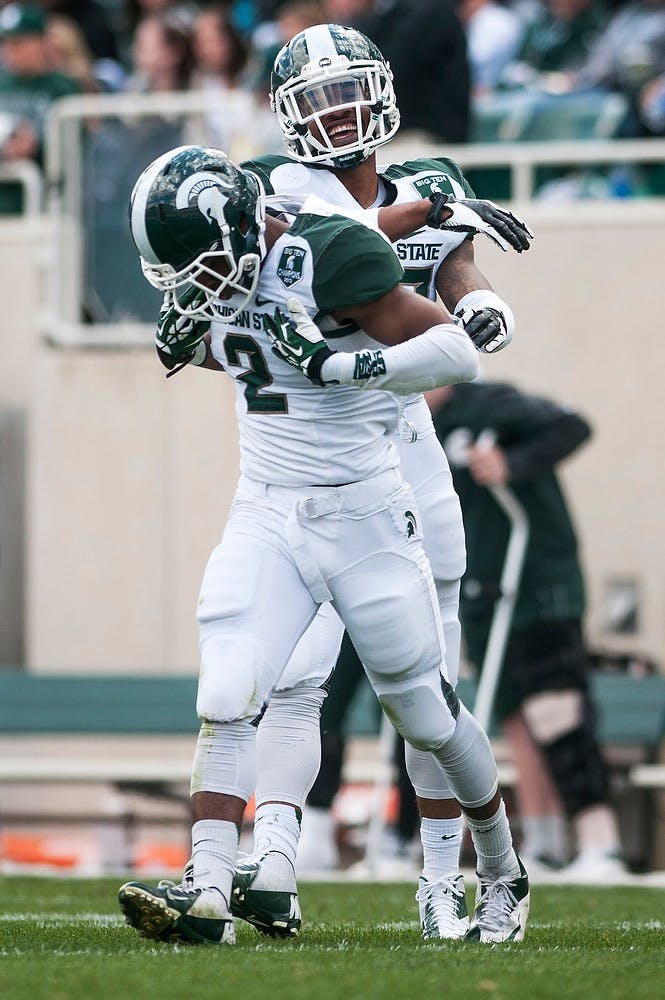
[1,201,664,674]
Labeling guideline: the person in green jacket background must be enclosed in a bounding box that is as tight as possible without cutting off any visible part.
[0,4,82,213]
[427,379,625,878]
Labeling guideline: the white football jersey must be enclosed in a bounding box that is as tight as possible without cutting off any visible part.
[209,196,404,487]
[243,153,475,404]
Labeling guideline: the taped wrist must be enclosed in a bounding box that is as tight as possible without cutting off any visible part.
[306,345,335,385]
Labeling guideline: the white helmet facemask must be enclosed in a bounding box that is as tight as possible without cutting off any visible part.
[273,55,399,167]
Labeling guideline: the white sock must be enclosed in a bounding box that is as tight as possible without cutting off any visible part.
[252,802,301,865]
[420,815,463,879]
[521,814,568,863]
[191,819,239,904]
[466,800,520,878]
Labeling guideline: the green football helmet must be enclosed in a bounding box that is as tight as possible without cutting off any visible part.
[129,145,267,322]
[271,23,400,169]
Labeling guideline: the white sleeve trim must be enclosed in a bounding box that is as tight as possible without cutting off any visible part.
[320,323,478,394]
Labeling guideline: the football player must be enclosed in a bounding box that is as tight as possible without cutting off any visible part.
[229,23,532,942]
[117,144,530,947]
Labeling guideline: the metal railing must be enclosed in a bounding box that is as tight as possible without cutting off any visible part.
[39,91,665,346]
[385,136,665,202]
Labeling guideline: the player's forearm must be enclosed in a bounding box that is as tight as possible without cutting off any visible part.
[319,324,478,393]
[376,200,430,241]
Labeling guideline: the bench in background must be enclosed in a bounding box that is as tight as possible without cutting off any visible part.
[1,669,664,869]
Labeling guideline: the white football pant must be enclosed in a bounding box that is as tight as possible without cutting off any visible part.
[193,468,463,803]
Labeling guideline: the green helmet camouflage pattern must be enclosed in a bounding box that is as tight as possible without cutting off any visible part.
[129,145,267,321]
[271,23,400,169]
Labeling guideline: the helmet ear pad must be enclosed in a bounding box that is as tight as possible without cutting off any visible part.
[270,23,400,168]
[129,145,267,321]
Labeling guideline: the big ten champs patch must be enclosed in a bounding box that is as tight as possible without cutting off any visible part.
[277,246,307,288]
[411,173,456,200]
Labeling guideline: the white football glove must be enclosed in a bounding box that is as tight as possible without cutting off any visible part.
[427,193,534,253]
[454,290,515,354]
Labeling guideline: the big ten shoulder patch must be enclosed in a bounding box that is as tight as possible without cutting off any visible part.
[411,173,456,200]
[277,246,307,287]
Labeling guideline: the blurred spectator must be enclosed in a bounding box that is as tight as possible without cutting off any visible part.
[121,0,197,38]
[46,13,99,91]
[323,0,372,20]
[639,68,665,130]
[573,0,665,97]
[42,0,121,63]
[277,0,325,36]
[0,3,82,212]
[191,3,249,90]
[250,0,325,103]
[124,10,195,91]
[356,0,471,142]
[188,4,270,152]
[457,0,524,94]
[500,0,609,93]
[41,0,126,89]
[427,380,625,878]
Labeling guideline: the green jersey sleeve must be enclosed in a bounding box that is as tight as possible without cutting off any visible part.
[292,212,404,314]
[239,154,294,195]
[383,156,475,198]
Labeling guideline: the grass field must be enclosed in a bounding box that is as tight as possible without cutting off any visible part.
[1,876,663,1000]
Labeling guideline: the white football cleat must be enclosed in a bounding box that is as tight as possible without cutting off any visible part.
[465,857,530,943]
[231,848,301,937]
[118,881,235,944]
[415,872,469,939]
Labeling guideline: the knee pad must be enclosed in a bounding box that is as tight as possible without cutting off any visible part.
[523,690,610,816]
[430,703,499,810]
[191,719,256,801]
[373,672,459,751]
[196,631,273,723]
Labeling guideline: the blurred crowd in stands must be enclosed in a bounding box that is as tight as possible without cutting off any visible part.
[1,0,665,209]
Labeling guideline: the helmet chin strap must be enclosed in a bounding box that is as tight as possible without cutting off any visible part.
[329,145,372,170]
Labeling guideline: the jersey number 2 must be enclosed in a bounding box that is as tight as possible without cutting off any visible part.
[224,333,288,413]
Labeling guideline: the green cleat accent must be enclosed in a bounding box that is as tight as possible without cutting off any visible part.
[416,873,469,939]
[118,881,235,945]
[231,850,301,938]
[465,857,530,943]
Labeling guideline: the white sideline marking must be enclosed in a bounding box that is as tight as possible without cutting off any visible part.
[0,912,124,924]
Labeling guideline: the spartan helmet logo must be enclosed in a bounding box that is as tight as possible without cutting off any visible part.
[175,171,235,228]
[404,510,417,538]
